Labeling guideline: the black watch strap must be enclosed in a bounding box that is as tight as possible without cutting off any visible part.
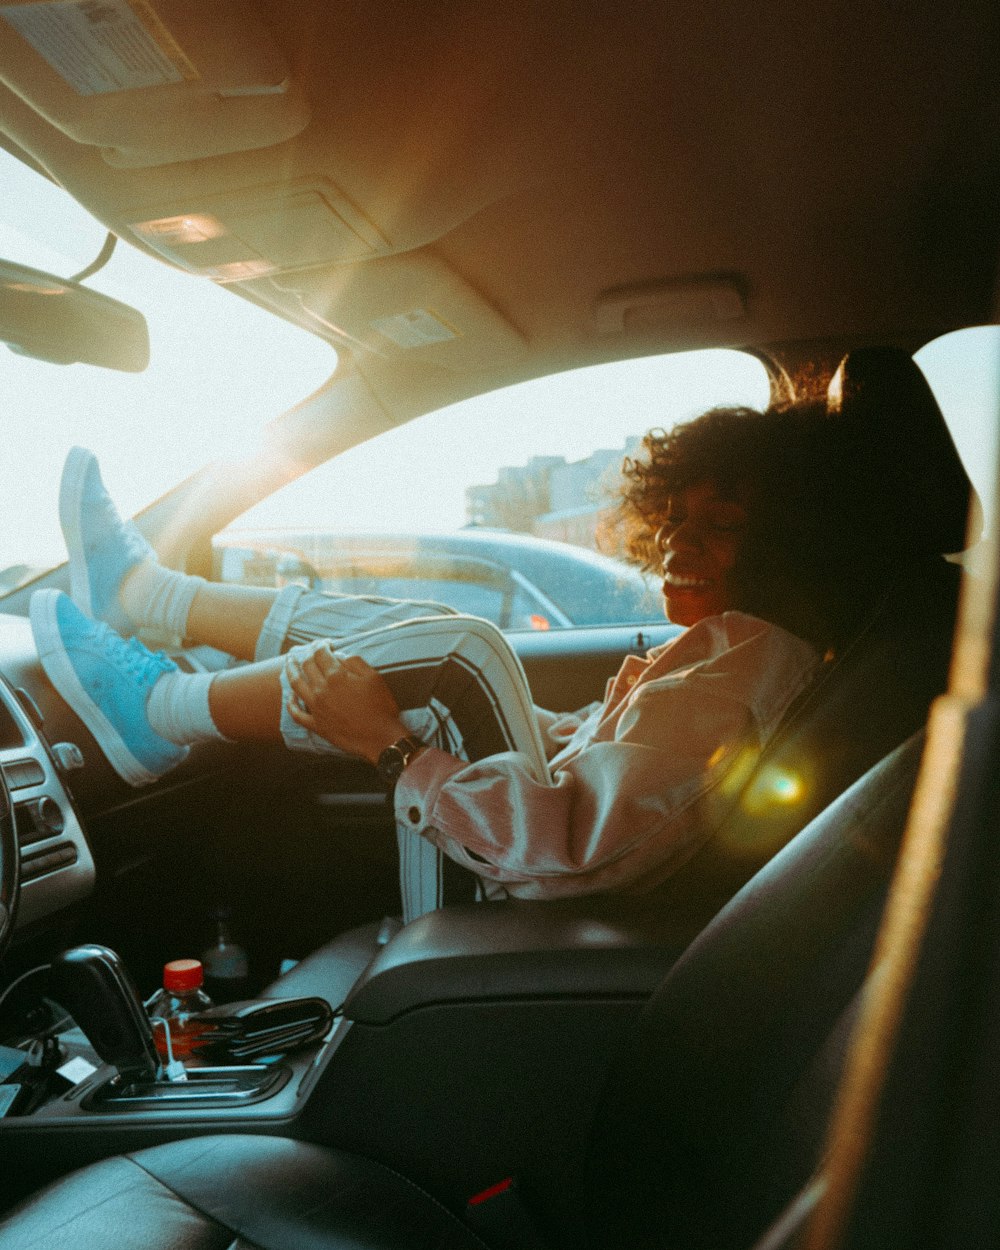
[376,735,425,787]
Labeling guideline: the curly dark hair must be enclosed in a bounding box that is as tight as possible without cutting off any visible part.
[610,402,914,649]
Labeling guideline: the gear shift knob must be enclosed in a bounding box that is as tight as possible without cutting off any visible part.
[49,944,160,1078]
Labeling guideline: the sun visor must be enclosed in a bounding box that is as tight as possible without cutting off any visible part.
[280,253,528,374]
[0,0,309,166]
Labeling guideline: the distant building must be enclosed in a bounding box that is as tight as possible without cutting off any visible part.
[466,438,642,552]
[466,455,562,532]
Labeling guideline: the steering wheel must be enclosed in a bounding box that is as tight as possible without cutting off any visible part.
[0,766,17,962]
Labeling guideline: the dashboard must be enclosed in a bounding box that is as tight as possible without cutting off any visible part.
[0,610,238,946]
[0,622,94,931]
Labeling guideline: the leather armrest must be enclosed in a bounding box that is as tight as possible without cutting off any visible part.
[344,899,684,1024]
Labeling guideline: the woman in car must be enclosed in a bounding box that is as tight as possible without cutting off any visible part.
[30,404,893,918]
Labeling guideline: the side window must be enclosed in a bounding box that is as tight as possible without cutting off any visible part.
[915,326,1000,542]
[216,349,770,630]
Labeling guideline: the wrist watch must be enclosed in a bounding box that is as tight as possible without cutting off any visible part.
[376,735,426,787]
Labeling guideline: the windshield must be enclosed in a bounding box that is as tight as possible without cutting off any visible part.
[0,147,336,590]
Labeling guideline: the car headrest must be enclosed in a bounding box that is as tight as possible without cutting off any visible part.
[826,346,979,554]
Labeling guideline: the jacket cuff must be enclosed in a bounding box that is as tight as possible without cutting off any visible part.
[393,746,465,834]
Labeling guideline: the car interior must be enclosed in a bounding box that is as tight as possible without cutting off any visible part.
[0,3,998,1248]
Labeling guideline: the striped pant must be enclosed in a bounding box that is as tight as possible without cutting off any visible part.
[254,585,552,921]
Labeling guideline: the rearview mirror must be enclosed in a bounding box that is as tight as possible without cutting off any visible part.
[0,259,149,372]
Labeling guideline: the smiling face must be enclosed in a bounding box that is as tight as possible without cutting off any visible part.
[656,481,749,626]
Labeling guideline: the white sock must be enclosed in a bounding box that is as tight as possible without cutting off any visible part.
[121,561,204,638]
[147,672,228,745]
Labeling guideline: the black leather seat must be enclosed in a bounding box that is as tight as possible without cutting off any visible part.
[0,733,925,1249]
[0,1133,486,1249]
[578,735,923,1250]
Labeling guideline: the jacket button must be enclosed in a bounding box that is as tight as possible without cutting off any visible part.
[408,806,421,825]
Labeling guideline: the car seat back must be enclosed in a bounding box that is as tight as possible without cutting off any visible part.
[578,731,924,1250]
[651,553,959,944]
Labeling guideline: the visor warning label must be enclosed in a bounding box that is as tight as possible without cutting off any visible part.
[1,0,198,95]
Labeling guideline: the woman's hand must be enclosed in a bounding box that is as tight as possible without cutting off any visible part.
[286,642,409,764]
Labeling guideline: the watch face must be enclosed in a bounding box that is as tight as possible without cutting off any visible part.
[378,745,405,784]
[377,736,422,785]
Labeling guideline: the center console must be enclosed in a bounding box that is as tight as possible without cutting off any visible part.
[0,899,684,1217]
[21,1015,337,1125]
[0,944,348,1208]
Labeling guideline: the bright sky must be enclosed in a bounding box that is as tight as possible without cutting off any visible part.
[1,147,998,576]
[237,349,772,533]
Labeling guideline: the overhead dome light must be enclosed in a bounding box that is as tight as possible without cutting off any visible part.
[132,214,227,246]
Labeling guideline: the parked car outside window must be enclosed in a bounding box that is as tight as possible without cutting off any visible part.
[213,528,667,631]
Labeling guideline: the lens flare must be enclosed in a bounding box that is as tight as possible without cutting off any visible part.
[741,764,805,815]
[769,770,803,802]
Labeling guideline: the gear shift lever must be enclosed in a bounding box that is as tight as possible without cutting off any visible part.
[49,944,160,1079]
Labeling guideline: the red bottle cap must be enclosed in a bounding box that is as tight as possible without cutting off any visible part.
[163,959,204,992]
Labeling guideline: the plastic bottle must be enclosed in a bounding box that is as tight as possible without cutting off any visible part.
[146,959,213,1062]
[200,908,251,1003]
